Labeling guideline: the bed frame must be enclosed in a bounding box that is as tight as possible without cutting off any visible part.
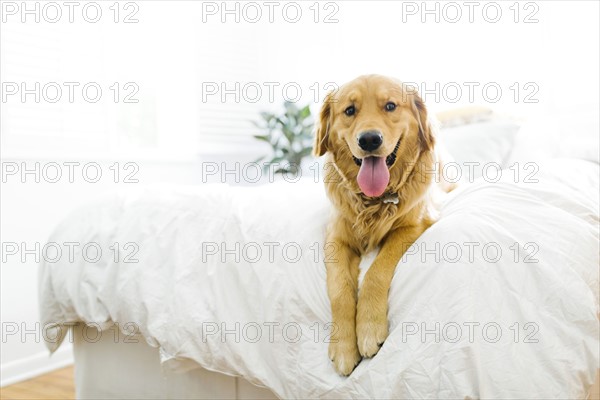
[72,325,278,399]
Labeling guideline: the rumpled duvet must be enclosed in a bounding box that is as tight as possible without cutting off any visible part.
[39,158,599,399]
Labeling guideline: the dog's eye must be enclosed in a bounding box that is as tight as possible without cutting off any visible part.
[385,102,396,112]
[344,106,355,116]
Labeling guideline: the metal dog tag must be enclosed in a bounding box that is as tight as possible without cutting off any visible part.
[382,193,399,205]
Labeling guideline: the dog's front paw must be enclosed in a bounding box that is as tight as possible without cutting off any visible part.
[328,334,361,376]
[356,293,389,358]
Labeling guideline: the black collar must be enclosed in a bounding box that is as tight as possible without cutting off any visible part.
[360,191,399,207]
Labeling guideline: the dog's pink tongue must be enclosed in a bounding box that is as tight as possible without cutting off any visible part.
[357,157,389,197]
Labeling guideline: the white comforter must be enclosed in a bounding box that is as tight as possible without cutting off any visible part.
[40,158,599,399]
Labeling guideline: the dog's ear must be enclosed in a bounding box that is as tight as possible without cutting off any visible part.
[411,92,435,152]
[313,92,333,157]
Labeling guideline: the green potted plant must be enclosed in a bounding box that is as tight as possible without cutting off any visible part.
[253,101,314,174]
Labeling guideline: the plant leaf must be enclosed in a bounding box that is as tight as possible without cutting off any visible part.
[253,134,271,143]
[298,105,311,120]
[299,147,313,157]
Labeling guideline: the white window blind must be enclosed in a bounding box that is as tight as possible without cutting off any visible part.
[2,1,597,157]
[1,22,110,153]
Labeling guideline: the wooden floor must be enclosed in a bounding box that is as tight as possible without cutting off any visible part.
[0,367,74,400]
[0,366,598,399]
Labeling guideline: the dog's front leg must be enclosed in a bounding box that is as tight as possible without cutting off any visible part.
[356,225,425,358]
[325,237,361,376]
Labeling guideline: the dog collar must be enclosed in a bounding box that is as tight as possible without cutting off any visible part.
[362,191,399,206]
[382,192,400,204]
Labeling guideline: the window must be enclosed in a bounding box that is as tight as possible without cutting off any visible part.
[2,1,597,157]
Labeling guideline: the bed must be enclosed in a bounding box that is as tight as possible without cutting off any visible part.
[39,113,600,399]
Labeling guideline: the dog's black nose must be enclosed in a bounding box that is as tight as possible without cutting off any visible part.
[357,131,383,152]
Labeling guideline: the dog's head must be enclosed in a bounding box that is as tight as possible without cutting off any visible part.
[314,74,434,198]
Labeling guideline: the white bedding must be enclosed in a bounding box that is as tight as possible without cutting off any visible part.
[39,158,599,399]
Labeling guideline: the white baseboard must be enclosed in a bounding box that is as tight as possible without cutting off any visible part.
[0,344,74,387]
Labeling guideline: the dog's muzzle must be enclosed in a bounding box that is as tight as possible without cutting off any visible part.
[353,139,400,167]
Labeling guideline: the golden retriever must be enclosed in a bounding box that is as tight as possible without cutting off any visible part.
[314,74,455,375]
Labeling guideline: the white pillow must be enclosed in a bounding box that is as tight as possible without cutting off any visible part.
[506,112,599,165]
[439,121,521,182]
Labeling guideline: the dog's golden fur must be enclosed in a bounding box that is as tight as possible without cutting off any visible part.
[314,74,454,375]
